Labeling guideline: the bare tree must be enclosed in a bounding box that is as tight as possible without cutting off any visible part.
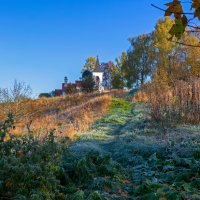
[0,80,32,103]
[0,80,32,123]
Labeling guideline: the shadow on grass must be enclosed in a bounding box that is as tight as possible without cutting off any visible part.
[68,99,200,199]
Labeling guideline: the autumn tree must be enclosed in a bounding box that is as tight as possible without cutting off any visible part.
[152,0,200,45]
[102,61,115,89]
[125,34,155,86]
[152,17,200,85]
[152,17,177,86]
[82,56,97,72]
[181,33,200,77]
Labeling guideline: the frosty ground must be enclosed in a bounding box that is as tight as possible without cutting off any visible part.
[65,98,200,199]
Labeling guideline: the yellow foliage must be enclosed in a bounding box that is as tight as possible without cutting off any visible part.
[153,17,175,53]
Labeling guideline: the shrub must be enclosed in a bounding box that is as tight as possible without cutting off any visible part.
[0,115,67,199]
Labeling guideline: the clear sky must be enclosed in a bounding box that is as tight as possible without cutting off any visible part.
[0,0,163,96]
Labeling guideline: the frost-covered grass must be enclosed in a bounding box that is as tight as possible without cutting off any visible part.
[4,97,200,199]
[69,99,200,199]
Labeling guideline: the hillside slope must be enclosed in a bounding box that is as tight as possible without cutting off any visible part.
[66,99,200,199]
[1,98,200,199]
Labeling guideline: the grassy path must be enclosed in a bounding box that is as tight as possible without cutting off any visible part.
[66,98,200,199]
[70,99,134,155]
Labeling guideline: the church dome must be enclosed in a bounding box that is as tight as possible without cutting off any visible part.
[82,70,92,79]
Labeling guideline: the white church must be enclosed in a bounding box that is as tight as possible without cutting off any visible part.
[92,56,104,92]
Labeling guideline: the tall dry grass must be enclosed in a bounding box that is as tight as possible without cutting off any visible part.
[137,77,200,124]
[0,93,112,139]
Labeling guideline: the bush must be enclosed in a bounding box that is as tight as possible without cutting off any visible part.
[0,115,67,199]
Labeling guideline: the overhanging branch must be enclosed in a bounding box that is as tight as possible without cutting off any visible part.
[169,39,200,47]
[151,4,193,15]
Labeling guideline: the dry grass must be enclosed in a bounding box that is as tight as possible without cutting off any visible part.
[53,95,112,139]
[0,93,112,139]
[132,91,149,103]
[138,77,200,124]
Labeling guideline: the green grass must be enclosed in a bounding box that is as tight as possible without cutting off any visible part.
[2,98,200,199]
[110,98,132,113]
[70,99,200,199]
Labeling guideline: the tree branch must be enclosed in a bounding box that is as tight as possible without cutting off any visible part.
[151,4,193,15]
[187,24,200,30]
[169,39,200,47]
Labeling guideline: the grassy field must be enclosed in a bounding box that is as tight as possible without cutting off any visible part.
[0,93,113,139]
[1,97,200,199]
[67,99,200,199]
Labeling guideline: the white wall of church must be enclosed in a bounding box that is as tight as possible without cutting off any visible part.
[92,72,103,84]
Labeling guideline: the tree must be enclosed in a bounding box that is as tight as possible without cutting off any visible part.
[111,73,124,89]
[102,61,115,89]
[0,80,32,103]
[111,53,126,89]
[81,74,95,93]
[152,17,200,85]
[152,17,177,86]
[0,80,32,121]
[152,1,200,45]
[181,34,200,77]
[125,34,155,86]
[82,57,97,72]
[39,93,51,98]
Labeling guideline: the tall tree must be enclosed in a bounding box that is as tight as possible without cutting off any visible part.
[111,71,124,89]
[111,53,126,89]
[152,17,178,85]
[125,34,155,86]
[102,61,115,89]
[182,34,200,77]
[152,17,200,85]
[82,57,97,72]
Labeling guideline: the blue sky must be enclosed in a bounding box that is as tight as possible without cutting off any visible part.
[0,0,163,96]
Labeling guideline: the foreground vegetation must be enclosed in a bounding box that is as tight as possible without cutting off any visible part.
[1,97,200,199]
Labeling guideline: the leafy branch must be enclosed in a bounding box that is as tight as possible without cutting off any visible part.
[152,0,200,46]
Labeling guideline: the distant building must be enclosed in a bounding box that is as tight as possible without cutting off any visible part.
[53,77,82,96]
[62,80,82,95]
[54,89,63,96]
[82,56,105,92]
[92,56,104,91]
[52,56,110,96]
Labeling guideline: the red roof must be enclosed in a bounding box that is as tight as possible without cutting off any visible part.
[54,89,63,96]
